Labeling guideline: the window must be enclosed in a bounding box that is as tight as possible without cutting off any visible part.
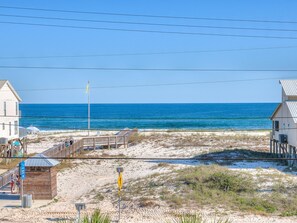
[274,121,279,132]
[14,121,18,135]
[16,102,18,116]
[4,102,6,116]
[9,122,11,136]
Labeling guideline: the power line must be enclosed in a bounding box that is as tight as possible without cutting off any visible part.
[1,45,297,60]
[0,115,276,120]
[0,5,297,25]
[2,13,297,33]
[1,65,297,72]
[2,21,297,40]
[0,77,291,92]
[0,156,296,161]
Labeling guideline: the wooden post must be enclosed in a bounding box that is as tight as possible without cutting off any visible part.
[4,146,7,164]
[93,138,96,150]
[108,137,110,149]
[115,136,118,149]
[292,147,297,166]
[273,140,276,156]
[289,146,292,166]
[285,144,290,164]
[124,136,126,148]
[60,145,63,158]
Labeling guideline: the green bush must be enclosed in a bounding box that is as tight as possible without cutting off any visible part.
[237,197,276,213]
[172,214,203,223]
[171,214,231,223]
[205,172,253,193]
[82,210,111,223]
[180,165,254,193]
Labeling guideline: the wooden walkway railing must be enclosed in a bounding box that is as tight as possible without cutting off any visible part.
[0,129,137,188]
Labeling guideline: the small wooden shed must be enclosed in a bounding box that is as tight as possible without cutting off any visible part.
[23,154,60,200]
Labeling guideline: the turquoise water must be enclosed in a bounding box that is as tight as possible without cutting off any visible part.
[19,103,277,131]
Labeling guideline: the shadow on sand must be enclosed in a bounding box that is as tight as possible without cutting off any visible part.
[149,149,296,174]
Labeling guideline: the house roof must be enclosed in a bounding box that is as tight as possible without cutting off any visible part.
[24,154,60,167]
[271,101,297,123]
[0,80,22,102]
[270,103,282,120]
[280,80,297,96]
[286,101,297,123]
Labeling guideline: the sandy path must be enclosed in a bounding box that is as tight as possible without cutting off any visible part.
[1,130,297,223]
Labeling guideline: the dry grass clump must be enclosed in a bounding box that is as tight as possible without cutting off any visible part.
[128,133,146,144]
[171,213,231,223]
[138,197,158,208]
[55,160,77,172]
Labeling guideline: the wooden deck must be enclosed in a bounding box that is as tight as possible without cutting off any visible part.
[0,129,137,189]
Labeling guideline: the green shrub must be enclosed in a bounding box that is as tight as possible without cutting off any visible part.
[205,172,253,193]
[172,214,203,223]
[237,197,276,213]
[180,165,254,193]
[171,214,232,223]
[82,210,111,223]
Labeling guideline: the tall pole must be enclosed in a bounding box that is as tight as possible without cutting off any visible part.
[87,81,90,136]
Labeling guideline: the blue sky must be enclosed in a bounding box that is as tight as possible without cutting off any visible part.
[0,0,297,103]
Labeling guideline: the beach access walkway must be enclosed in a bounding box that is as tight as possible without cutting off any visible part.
[0,129,137,191]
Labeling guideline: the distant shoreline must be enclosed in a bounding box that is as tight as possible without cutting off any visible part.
[38,128,271,133]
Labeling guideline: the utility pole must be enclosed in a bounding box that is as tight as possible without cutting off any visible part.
[87,81,90,136]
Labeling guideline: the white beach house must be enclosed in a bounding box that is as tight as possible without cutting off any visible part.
[270,80,297,165]
[0,80,22,140]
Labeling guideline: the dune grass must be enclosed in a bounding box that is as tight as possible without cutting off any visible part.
[171,214,231,223]
[124,165,297,216]
[161,165,297,216]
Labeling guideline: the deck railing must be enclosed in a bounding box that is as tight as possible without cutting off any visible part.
[0,129,137,188]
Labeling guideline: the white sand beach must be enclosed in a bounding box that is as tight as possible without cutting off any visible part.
[0,130,297,223]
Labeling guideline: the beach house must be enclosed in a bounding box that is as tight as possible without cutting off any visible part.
[0,80,22,141]
[270,80,297,165]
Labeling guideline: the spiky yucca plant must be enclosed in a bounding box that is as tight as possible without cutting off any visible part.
[82,210,111,223]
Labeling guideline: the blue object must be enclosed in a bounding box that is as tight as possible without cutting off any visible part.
[13,141,21,146]
[19,161,26,180]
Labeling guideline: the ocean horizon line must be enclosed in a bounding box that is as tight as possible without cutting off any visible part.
[20,102,280,105]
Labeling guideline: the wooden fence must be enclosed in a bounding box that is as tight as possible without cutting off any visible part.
[0,129,137,189]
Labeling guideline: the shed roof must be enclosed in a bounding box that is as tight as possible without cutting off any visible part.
[286,101,297,123]
[280,80,297,96]
[0,80,22,101]
[24,154,60,167]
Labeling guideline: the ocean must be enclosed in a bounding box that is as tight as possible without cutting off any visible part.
[19,103,278,131]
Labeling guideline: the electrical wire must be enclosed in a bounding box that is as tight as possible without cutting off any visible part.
[1,5,297,25]
[0,156,296,161]
[0,115,278,120]
[1,65,297,72]
[0,77,292,92]
[2,21,297,40]
[1,45,297,60]
[2,13,297,33]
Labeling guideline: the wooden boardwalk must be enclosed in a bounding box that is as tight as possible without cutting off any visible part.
[0,129,137,189]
